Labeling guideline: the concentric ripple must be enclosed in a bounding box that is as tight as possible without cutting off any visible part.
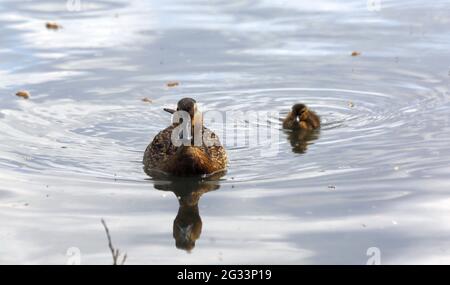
[1,84,448,188]
[2,0,450,264]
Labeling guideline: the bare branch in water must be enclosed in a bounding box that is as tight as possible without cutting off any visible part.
[101,219,127,265]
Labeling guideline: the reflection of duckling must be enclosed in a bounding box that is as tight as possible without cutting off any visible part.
[286,129,320,154]
[143,98,227,176]
[153,174,222,251]
[282,103,320,130]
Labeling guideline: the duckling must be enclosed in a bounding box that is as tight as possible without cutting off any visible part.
[282,103,320,130]
[143,98,227,176]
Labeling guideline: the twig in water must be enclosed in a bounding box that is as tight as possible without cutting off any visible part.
[101,219,127,265]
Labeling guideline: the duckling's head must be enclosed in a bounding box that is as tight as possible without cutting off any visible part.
[292,103,308,120]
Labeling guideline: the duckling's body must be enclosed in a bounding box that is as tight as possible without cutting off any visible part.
[282,103,320,130]
[143,98,227,176]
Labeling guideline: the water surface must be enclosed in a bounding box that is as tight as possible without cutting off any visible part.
[1,0,450,264]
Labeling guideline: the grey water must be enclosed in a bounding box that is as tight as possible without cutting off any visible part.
[1,0,450,264]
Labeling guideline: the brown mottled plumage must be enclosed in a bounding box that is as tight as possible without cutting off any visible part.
[282,103,320,130]
[143,98,227,176]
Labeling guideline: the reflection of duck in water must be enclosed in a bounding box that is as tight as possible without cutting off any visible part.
[285,128,320,153]
[282,103,320,130]
[282,104,321,153]
[143,98,227,176]
[152,173,223,251]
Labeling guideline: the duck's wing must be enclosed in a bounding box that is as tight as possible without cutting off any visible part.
[282,112,297,129]
[202,127,228,169]
[306,110,321,129]
[143,125,178,167]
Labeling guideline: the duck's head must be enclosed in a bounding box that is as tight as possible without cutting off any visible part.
[164,97,201,127]
[291,103,308,121]
[177,98,197,118]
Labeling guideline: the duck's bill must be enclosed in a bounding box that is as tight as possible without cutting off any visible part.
[163,108,176,114]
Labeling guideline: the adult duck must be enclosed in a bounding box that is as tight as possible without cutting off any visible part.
[143,98,227,176]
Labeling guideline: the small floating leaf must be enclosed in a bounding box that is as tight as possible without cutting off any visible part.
[16,90,30,99]
[167,81,179,87]
[141,97,153,103]
[351,51,361,56]
[46,22,62,30]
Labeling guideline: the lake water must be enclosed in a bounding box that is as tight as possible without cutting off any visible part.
[1,0,450,264]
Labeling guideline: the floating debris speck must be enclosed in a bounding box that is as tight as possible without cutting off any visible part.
[348,101,355,108]
[351,51,361,56]
[167,81,179,88]
[142,97,153,103]
[328,185,336,190]
[16,90,30,99]
[46,22,62,30]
